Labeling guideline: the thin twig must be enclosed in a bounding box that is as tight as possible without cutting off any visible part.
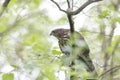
[70,0,102,15]
[99,65,120,78]
[0,15,20,38]
[50,0,67,13]
[72,0,73,10]
[67,0,70,8]
[80,29,112,37]
[89,0,102,2]
[50,0,102,33]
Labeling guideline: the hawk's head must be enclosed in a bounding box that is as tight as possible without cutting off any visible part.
[50,28,70,40]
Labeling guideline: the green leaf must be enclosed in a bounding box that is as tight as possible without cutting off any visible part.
[33,0,42,6]
[98,10,110,18]
[0,23,7,32]
[36,76,44,80]
[32,42,46,52]
[52,49,62,55]
[8,0,17,7]
[102,10,110,16]
[53,46,59,49]
[2,73,14,80]
[113,17,120,23]
[40,63,59,80]
[106,47,113,54]
[11,65,19,69]
[111,35,120,47]
[23,33,40,46]
[108,4,115,10]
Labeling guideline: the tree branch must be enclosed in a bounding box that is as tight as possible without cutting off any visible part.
[0,0,11,17]
[99,65,120,78]
[66,0,74,33]
[89,0,102,2]
[72,0,74,10]
[2,0,11,7]
[67,14,74,33]
[0,16,20,38]
[67,0,70,8]
[69,0,102,15]
[50,0,102,33]
[50,0,67,13]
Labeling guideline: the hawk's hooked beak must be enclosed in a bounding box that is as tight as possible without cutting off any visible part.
[50,32,53,36]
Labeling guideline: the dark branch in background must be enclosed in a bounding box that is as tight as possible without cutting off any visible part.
[110,0,120,10]
[3,0,11,7]
[50,0,102,33]
[80,29,113,37]
[0,0,11,17]
[110,25,119,80]
[0,15,20,39]
[99,65,120,78]
[111,35,120,57]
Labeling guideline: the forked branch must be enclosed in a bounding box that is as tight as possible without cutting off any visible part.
[50,0,102,33]
[50,0,67,13]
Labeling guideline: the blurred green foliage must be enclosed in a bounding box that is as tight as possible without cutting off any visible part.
[2,73,14,80]
[0,0,120,80]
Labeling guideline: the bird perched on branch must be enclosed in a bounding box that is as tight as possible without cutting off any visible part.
[50,28,95,72]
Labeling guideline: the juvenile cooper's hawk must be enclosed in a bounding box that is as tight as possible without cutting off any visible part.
[50,28,95,72]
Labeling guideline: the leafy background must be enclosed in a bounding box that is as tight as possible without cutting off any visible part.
[0,0,120,80]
